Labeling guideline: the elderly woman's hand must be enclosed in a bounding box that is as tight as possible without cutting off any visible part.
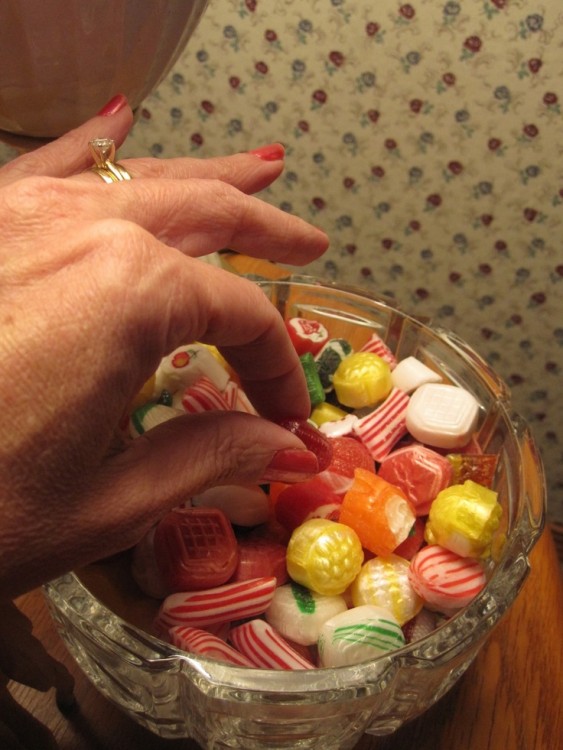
[0,96,329,598]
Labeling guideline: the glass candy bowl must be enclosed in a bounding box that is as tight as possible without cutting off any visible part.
[44,276,546,750]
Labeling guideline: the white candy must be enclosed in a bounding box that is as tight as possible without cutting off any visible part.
[318,605,405,668]
[405,383,479,449]
[319,413,359,438]
[154,344,230,395]
[391,356,442,394]
[265,582,348,646]
[191,485,271,527]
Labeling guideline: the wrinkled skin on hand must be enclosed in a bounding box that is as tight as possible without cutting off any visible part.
[0,99,329,597]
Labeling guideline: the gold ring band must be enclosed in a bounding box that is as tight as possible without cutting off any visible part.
[89,138,132,182]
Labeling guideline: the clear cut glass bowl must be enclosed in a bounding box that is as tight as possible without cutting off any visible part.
[43,276,546,750]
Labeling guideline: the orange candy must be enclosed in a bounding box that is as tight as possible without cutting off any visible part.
[339,469,415,556]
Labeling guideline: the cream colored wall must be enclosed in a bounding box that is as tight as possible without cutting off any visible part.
[1,0,561,524]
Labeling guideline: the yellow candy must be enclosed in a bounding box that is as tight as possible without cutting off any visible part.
[286,518,364,596]
[129,373,156,410]
[425,479,502,559]
[332,352,392,408]
[310,402,348,426]
[351,555,423,626]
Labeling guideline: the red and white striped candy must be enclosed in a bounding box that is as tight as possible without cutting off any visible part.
[360,333,397,369]
[408,545,487,612]
[353,387,409,462]
[223,380,258,415]
[155,577,277,631]
[229,619,316,670]
[169,625,254,667]
[180,375,230,413]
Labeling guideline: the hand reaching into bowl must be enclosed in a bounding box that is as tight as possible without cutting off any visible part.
[0,94,329,598]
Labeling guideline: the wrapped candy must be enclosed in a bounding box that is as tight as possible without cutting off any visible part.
[339,469,415,557]
[332,352,392,409]
[265,581,348,646]
[285,518,364,596]
[350,555,423,626]
[229,619,316,670]
[318,605,405,668]
[408,545,487,613]
[425,479,502,558]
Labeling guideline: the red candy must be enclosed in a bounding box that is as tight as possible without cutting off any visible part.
[316,436,375,495]
[153,507,239,591]
[285,317,329,356]
[277,418,333,472]
[230,537,289,584]
[275,476,343,532]
[378,443,453,516]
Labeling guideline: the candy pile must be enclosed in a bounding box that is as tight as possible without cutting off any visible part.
[127,317,503,670]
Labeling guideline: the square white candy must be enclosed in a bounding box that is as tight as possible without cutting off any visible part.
[405,383,479,449]
[391,356,442,394]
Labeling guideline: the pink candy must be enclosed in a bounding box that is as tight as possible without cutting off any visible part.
[229,619,316,670]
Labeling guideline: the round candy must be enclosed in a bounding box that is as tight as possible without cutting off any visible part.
[318,604,405,668]
[332,352,392,408]
[408,545,487,613]
[265,582,348,646]
[424,479,502,558]
[286,518,364,596]
[351,554,423,626]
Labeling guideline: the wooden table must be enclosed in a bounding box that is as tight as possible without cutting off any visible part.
[10,528,562,750]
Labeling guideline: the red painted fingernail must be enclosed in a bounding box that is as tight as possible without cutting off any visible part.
[260,449,319,483]
[97,93,128,116]
[248,143,285,161]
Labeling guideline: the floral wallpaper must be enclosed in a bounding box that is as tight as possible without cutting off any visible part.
[1,0,562,530]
